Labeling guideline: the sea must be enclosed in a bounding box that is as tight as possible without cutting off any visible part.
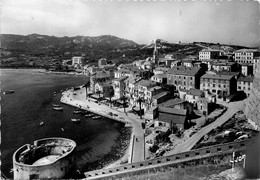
[1,69,125,178]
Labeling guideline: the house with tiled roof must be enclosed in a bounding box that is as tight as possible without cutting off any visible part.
[90,71,113,93]
[184,88,205,104]
[153,67,170,75]
[155,106,189,132]
[200,73,237,102]
[94,81,113,95]
[166,66,205,90]
[151,74,167,84]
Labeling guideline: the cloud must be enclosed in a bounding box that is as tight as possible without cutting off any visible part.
[1,0,259,47]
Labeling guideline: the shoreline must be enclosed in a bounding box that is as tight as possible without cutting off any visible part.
[1,68,86,76]
[60,88,135,174]
[78,127,132,173]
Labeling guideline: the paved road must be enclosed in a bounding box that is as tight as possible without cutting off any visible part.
[167,100,245,155]
[60,88,145,163]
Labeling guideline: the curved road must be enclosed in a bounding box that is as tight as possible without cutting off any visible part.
[167,100,245,155]
[60,88,145,164]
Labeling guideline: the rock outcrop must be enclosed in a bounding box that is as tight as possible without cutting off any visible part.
[244,59,260,130]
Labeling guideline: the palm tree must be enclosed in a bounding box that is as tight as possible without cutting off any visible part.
[120,95,127,113]
[96,90,101,101]
[104,86,114,106]
[137,97,144,119]
[83,81,90,99]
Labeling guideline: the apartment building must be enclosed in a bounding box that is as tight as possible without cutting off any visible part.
[234,49,260,64]
[167,66,205,90]
[199,49,222,60]
[112,76,128,99]
[241,63,254,76]
[211,61,240,72]
[200,73,237,101]
[237,76,254,97]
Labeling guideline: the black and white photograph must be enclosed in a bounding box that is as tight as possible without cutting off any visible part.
[1,0,260,179]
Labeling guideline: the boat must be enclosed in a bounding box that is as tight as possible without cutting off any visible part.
[52,104,60,107]
[92,116,101,119]
[85,114,93,117]
[3,90,15,94]
[53,106,63,111]
[40,122,44,126]
[71,118,81,123]
[73,109,82,114]
[61,128,64,131]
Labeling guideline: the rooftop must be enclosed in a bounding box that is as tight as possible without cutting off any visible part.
[126,75,142,84]
[212,61,236,66]
[113,76,128,82]
[93,71,111,79]
[116,69,131,74]
[201,73,235,80]
[148,86,162,92]
[200,48,222,52]
[160,98,185,107]
[135,80,157,88]
[152,74,168,78]
[158,106,187,116]
[166,66,201,76]
[152,91,168,100]
[158,107,187,124]
[238,76,254,82]
[154,67,170,72]
[241,63,254,66]
[234,49,260,53]
[187,88,204,96]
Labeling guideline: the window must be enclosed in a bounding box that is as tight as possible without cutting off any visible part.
[223,85,226,88]
[212,89,216,93]
[238,86,241,90]
[213,84,215,87]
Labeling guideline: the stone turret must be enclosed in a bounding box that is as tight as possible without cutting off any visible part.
[244,58,260,130]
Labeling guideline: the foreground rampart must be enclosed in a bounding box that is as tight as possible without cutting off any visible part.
[84,139,255,180]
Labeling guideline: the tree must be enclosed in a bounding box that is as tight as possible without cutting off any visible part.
[137,97,144,119]
[104,86,114,106]
[83,81,90,99]
[96,90,101,101]
[120,95,127,113]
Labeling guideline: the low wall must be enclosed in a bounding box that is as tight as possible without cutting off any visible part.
[84,139,255,180]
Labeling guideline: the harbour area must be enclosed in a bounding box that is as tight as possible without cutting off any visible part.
[60,86,146,170]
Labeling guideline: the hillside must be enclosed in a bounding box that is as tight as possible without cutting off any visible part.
[0,34,139,55]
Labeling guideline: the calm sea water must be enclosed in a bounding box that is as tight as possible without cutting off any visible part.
[1,69,124,178]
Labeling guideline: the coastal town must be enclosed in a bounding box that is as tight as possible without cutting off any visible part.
[58,40,260,177]
[2,1,260,179]
[5,38,260,179]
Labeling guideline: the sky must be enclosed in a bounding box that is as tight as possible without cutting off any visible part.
[1,0,259,47]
